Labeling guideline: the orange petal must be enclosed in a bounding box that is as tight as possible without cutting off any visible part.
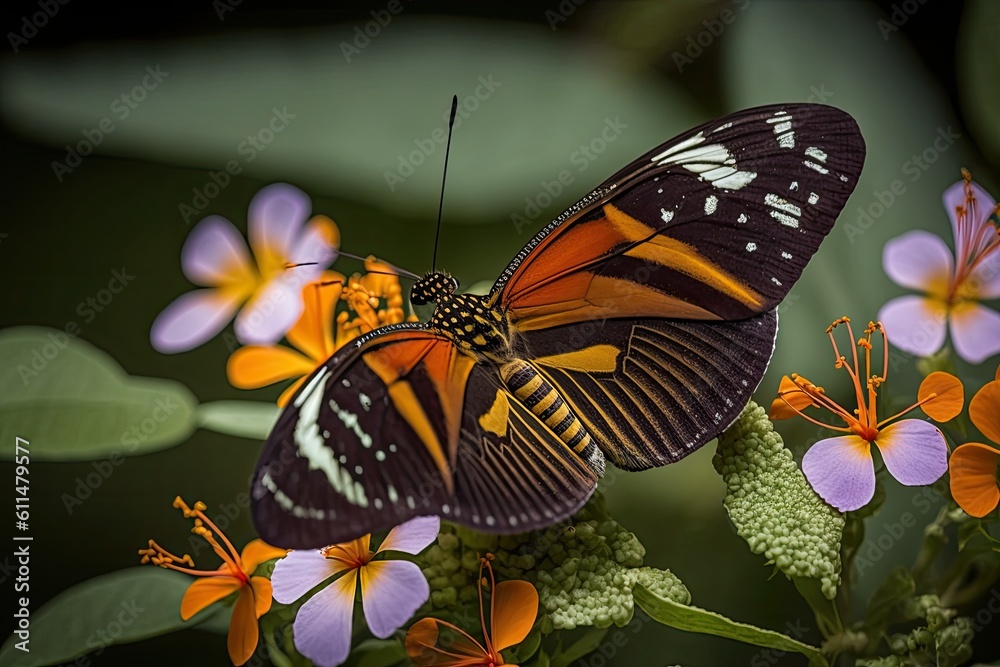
[490,580,538,652]
[288,270,344,362]
[241,539,288,573]
[970,381,1000,444]
[405,617,485,665]
[769,375,815,420]
[918,371,965,422]
[249,576,273,619]
[180,576,242,620]
[227,585,260,666]
[950,443,1000,517]
[227,346,315,389]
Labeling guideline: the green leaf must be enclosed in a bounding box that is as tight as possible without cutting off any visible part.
[633,585,827,667]
[0,327,197,460]
[549,626,609,667]
[502,626,541,664]
[196,400,280,440]
[343,638,407,667]
[0,567,220,667]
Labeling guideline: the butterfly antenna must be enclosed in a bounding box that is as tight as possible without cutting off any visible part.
[432,95,459,271]
[335,250,421,280]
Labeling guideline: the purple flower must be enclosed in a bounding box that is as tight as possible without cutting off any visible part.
[271,516,439,667]
[878,170,1000,363]
[771,318,947,512]
[151,183,339,353]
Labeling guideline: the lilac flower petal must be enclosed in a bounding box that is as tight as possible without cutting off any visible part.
[875,420,947,486]
[271,550,346,605]
[234,278,302,345]
[181,216,254,287]
[882,231,953,293]
[943,179,997,254]
[248,183,311,262]
[877,295,948,357]
[150,288,243,353]
[376,516,440,555]
[969,251,1000,300]
[802,435,875,512]
[293,571,356,667]
[950,303,1000,364]
[289,217,339,269]
[360,560,430,638]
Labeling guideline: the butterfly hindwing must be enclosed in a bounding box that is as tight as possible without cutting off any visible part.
[251,325,598,548]
[495,104,865,329]
[521,312,778,470]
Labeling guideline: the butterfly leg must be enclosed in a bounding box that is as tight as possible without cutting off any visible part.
[499,358,605,476]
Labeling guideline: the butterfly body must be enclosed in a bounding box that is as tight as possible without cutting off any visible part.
[253,104,867,548]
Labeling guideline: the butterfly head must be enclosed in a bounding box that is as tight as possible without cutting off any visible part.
[410,271,459,305]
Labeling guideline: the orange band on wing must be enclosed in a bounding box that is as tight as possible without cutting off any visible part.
[603,205,764,310]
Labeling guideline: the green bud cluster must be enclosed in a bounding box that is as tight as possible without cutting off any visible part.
[714,402,845,599]
[416,491,688,632]
[881,595,973,667]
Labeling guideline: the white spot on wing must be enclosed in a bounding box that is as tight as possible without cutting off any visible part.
[704,195,718,215]
[651,131,706,162]
[660,208,674,223]
[770,211,800,228]
[808,192,819,205]
[765,193,802,217]
[329,398,373,448]
[805,146,828,162]
[805,160,829,174]
[746,242,757,252]
[738,213,748,223]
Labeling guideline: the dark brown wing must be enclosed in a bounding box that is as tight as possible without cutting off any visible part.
[493,104,865,329]
[251,325,598,548]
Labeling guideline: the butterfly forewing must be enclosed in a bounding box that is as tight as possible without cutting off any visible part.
[252,325,599,548]
[495,104,865,328]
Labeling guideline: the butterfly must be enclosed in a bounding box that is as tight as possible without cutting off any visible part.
[251,103,866,549]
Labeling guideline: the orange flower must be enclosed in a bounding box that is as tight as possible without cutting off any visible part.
[139,497,286,666]
[227,257,414,406]
[405,555,538,666]
[949,365,1000,517]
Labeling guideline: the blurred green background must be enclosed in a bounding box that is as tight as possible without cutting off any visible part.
[2,0,999,664]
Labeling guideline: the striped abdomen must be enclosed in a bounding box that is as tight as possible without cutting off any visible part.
[500,359,604,475]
